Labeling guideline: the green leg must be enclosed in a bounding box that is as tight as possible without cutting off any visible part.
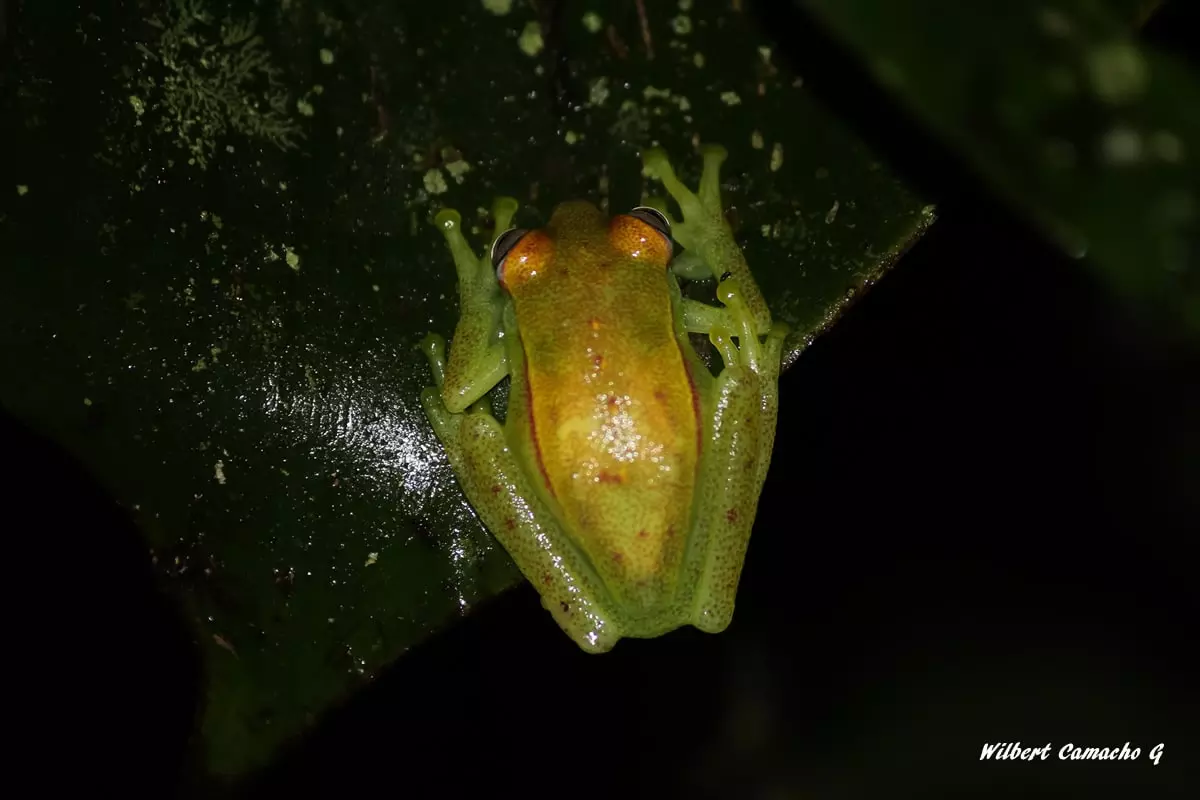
[450,411,624,652]
[687,319,788,633]
[645,145,789,632]
[643,144,773,337]
[421,197,519,413]
[688,365,765,632]
[679,297,726,334]
[419,339,624,652]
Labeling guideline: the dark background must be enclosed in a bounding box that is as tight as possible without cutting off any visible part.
[5,1,1196,797]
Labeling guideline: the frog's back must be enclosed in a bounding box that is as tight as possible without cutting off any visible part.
[512,205,700,611]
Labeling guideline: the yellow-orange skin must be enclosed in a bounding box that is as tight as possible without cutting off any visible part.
[501,202,698,610]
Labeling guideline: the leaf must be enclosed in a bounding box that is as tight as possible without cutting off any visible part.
[0,0,929,779]
[793,0,1200,336]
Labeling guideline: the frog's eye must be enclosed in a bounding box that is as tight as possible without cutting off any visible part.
[627,206,671,239]
[491,227,528,271]
[491,227,551,292]
[611,207,673,267]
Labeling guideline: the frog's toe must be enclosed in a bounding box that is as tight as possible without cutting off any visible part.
[419,385,461,445]
[418,333,448,384]
[544,596,623,654]
[693,602,734,635]
[698,144,728,209]
[490,196,520,233]
[418,332,446,361]
[492,196,520,217]
[641,146,673,175]
[699,143,728,170]
[434,207,462,231]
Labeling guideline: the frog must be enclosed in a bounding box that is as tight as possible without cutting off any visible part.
[418,145,787,652]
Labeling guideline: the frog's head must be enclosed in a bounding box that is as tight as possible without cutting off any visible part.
[491,201,673,299]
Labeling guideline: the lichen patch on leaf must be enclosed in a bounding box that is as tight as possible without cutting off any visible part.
[130,0,304,169]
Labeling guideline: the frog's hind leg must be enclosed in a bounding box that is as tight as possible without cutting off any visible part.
[686,322,787,634]
[710,315,788,496]
[644,145,789,632]
[447,409,626,653]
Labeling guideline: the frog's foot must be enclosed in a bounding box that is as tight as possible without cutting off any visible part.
[417,333,463,449]
[642,145,727,251]
[643,145,771,335]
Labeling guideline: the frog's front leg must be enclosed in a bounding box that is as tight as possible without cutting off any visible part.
[643,144,773,337]
[418,196,517,490]
[420,197,519,414]
[645,145,788,632]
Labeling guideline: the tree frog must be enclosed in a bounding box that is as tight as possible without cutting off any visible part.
[418,145,787,652]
